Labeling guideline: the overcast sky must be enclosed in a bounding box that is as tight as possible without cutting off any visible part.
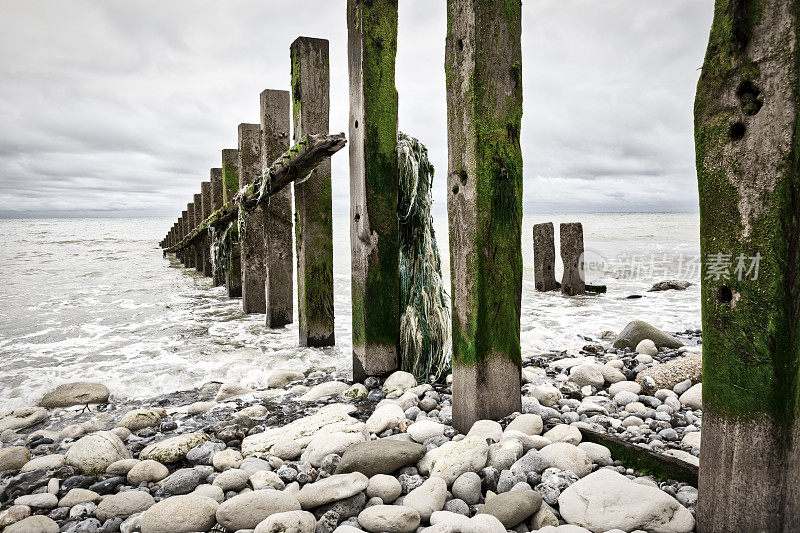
[0,0,713,218]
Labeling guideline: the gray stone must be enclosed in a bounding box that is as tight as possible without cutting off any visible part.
[14,493,57,509]
[161,468,205,495]
[479,490,542,528]
[296,472,368,509]
[38,382,109,408]
[451,472,481,505]
[510,449,549,477]
[254,510,317,533]
[613,320,683,350]
[215,490,301,531]
[117,409,165,431]
[96,490,155,521]
[357,505,420,533]
[4,515,60,533]
[0,446,30,471]
[186,442,225,465]
[366,474,402,503]
[403,476,446,521]
[65,431,130,476]
[127,460,169,485]
[336,439,426,477]
[139,432,209,463]
[140,494,219,533]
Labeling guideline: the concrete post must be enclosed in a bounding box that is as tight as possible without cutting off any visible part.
[200,181,212,277]
[347,0,400,380]
[695,1,800,530]
[560,223,585,296]
[238,123,267,314]
[533,222,558,292]
[210,167,224,287]
[291,37,335,347]
[445,0,523,432]
[186,202,195,269]
[260,89,294,328]
[193,193,204,272]
[222,149,243,298]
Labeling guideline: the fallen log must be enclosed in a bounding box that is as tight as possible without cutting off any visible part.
[164,132,346,253]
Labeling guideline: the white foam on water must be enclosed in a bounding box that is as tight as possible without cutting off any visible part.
[0,214,701,410]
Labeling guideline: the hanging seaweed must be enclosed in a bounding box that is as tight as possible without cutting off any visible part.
[210,222,237,282]
[397,132,452,383]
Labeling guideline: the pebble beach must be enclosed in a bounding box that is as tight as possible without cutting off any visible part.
[0,318,703,533]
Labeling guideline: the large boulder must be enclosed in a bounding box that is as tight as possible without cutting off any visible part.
[241,404,359,456]
[216,490,301,531]
[479,490,542,528]
[337,439,427,477]
[417,436,489,485]
[65,431,131,475]
[635,355,702,394]
[4,516,59,533]
[140,494,219,533]
[613,320,683,350]
[679,383,702,410]
[365,403,405,434]
[0,408,49,432]
[139,432,209,463]
[648,280,693,292]
[38,382,109,408]
[382,371,417,395]
[300,427,368,467]
[559,469,694,532]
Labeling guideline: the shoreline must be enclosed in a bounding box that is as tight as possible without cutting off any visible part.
[0,334,702,532]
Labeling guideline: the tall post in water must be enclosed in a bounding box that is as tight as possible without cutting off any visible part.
[260,89,294,328]
[291,37,335,347]
[193,193,204,272]
[186,202,196,269]
[180,211,188,264]
[533,222,558,292]
[445,0,523,432]
[347,0,400,380]
[210,168,224,287]
[238,123,268,314]
[200,181,212,277]
[560,222,585,296]
[695,0,800,530]
[222,149,243,298]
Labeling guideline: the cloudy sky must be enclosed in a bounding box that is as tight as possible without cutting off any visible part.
[0,0,713,218]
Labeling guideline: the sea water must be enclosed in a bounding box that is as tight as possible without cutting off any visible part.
[0,213,700,409]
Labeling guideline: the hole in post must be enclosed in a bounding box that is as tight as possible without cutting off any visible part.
[717,285,733,303]
[354,213,360,222]
[737,81,763,115]
[452,184,459,194]
[354,120,359,129]
[459,170,468,184]
[729,122,746,141]
[457,39,463,52]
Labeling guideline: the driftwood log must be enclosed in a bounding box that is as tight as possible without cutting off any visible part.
[165,133,346,253]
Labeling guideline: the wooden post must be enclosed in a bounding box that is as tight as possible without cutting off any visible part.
[260,89,294,328]
[445,0,523,432]
[179,211,188,264]
[186,203,195,269]
[291,37,335,347]
[347,0,400,380]
[193,193,204,272]
[200,181,212,277]
[696,1,800,530]
[238,123,268,314]
[533,222,558,292]
[560,222,585,296]
[210,168,224,287]
[222,149,242,298]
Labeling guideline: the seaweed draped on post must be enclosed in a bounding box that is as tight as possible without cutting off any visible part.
[397,132,452,383]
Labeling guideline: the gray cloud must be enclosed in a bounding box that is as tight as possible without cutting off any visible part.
[0,0,713,218]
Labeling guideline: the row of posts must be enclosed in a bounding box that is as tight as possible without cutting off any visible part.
[160,38,335,347]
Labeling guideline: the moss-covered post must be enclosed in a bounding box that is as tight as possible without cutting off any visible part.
[210,167,224,286]
[179,211,188,265]
[193,193,204,273]
[260,89,294,328]
[200,181,212,277]
[238,123,268,314]
[347,0,400,380]
[222,149,242,298]
[445,0,523,432]
[291,37,335,347]
[695,1,800,530]
[560,222,585,296]
[186,202,196,269]
[533,222,558,292]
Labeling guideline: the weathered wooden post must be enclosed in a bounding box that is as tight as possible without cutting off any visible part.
[445,0,523,432]
[210,168,224,287]
[695,1,800,530]
[193,193,204,272]
[186,203,196,269]
[238,123,268,313]
[347,0,400,380]
[200,181,212,277]
[222,149,243,297]
[260,89,294,328]
[533,222,558,292]
[560,222,585,296]
[291,37,335,347]
[179,211,188,264]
